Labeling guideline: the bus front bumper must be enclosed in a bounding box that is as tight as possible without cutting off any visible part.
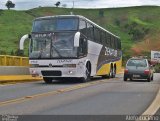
[30,67,85,78]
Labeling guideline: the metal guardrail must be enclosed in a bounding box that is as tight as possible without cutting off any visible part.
[0,55,29,66]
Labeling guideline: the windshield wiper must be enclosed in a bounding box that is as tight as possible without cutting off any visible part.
[37,51,43,59]
[52,45,63,57]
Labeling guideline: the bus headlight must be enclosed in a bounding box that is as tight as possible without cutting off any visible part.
[63,64,76,68]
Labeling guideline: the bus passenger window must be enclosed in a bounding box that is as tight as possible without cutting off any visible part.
[79,20,87,36]
[87,23,94,40]
[118,39,121,49]
[101,31,106,45]
[106,34,111,47]
[111,36,114,48]
[79,38,87,56]
[94,27,100,43]
[115,38,118,49]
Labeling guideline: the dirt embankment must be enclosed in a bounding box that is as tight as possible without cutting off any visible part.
[131,34,160,55]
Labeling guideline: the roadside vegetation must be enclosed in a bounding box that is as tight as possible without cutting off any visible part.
[0,6,160,62]
[154,64,160,73]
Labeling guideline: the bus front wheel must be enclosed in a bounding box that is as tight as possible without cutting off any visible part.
[81,63,91,83]
[43,77,53,84]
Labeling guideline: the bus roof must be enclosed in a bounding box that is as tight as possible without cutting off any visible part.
[34,15,120,39]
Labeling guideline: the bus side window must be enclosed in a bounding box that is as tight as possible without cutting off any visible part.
[79,37,87,56]
[118,39,121,49]
[101,31,106,46]
[94,27,100,43]
[115,38,118,49]
[105,34,108,46]
[99,30,102,43]
[111,36,114,49]
[79,19,87,36]
[87,22,94,41]
[107,33,111,47]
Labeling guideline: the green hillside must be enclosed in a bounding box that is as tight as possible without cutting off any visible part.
[0,6,160,61]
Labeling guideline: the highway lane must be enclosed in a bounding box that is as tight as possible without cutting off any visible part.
[0,79,84,102]
[0,73,159,115]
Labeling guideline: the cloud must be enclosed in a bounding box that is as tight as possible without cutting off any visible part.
[0,0,160,10]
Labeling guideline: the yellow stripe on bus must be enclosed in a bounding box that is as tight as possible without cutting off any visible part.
[96,59,122,76]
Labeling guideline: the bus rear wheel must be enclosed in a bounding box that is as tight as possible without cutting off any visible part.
[109,67,113,78]
[111,67,116,78]
[102,66,113,79]
[109,66,116,78]
[43,77,53,84]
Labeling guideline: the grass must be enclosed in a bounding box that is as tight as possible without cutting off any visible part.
[0,6,160,59]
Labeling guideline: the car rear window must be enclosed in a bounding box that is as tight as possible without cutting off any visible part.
[127,59,147,67]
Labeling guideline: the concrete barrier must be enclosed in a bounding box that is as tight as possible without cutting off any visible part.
[0,66,30,75]
[0,66,42,83]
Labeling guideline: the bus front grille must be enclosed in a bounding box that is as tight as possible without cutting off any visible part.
[41,71,62,76]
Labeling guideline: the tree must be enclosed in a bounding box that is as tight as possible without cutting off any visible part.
[15,49,24,56]
[55,1,61,7]
[10,50,14,55]
[5,0,15,10]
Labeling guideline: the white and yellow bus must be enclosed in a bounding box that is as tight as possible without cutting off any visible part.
[20,15,122,83]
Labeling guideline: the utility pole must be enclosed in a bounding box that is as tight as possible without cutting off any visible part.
[70,1,74,15]
[72,1,74,9]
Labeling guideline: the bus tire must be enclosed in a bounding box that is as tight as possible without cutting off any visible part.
[43,77,53,84]
[102,65,113,79]
[111,67,116,78]
[109,66,113,78]
[81,62,91,83]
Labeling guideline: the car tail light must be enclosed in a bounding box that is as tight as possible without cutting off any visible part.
[144,69,150,75]
[124,69,129,74]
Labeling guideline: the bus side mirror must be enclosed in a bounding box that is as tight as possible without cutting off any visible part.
[19,34,29,50]
[74,32,80,47]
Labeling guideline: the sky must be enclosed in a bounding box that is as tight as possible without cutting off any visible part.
[0,0,160,10]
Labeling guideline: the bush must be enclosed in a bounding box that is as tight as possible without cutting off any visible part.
[115,19,121,26]
[124,21,150,41]
[154,64,160,73]
[0,50,7,55]
[15,49,24,56]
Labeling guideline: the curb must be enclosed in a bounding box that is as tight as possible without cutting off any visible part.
[0,75,42,84]
[142,86,160,115]
[137,86,160,121]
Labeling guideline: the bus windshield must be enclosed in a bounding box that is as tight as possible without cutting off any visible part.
[29,33,77,59]
[32,18,78,32]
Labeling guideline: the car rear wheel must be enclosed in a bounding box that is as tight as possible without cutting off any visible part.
[151,75,153,81]
[147,76,151,82]
[124,76,127,81]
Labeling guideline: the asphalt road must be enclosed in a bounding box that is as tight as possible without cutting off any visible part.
[0,73,160,120]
